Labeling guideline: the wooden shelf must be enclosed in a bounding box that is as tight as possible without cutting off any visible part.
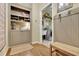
[11,6,30,14]
[11,15,30,19]
[11,20,23,23]
[51,42,79,56]
[11,5,30,30]
[11,15,30,22]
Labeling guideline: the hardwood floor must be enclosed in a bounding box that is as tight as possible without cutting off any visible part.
[9,43,33,55]
[9,43,50,56]
[6,48,11,56]
[30,43,50,56]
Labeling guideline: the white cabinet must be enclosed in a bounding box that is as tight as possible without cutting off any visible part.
[10,5,31,46]
[10,30,31,46]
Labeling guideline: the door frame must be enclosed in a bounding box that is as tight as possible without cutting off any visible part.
[40,3,52,43]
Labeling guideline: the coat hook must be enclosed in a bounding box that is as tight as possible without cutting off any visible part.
[59,14,61,22]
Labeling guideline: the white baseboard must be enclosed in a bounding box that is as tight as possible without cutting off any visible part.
[31,41,40,44]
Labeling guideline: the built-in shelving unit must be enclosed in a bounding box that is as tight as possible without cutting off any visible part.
[11,6,30,30]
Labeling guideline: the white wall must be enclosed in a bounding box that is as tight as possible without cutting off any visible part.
[31,4,40,43]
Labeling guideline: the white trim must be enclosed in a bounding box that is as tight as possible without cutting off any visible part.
[40,3,52,44]
[40,4,50,43]
[31,41,40,44]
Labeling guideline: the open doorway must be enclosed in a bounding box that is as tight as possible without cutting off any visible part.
[42,4,52,45]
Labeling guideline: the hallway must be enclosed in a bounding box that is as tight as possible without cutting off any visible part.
[1,3,79,56]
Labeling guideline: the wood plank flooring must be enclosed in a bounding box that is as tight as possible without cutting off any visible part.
[8,43,50,56]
